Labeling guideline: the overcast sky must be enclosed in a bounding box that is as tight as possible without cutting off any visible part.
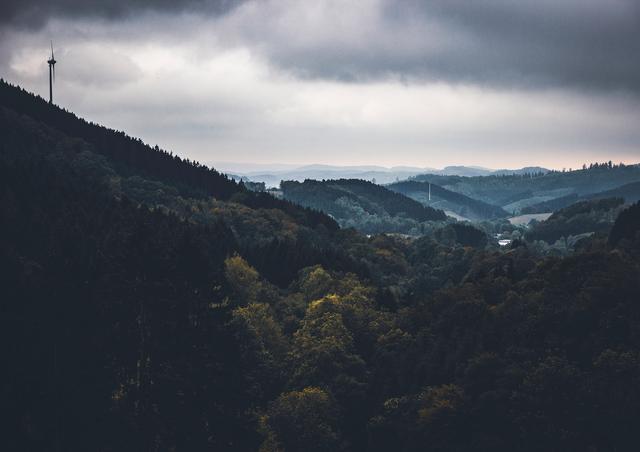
[1,0,639,170]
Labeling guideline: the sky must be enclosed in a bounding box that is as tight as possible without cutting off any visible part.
[1,0,639,171]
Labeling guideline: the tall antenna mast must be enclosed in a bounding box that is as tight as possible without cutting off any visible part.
[47,41,57,104]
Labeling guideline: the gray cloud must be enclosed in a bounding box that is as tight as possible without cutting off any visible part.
[417,0,640,91]
[218,0,640,91]
[0,0,243,28]
[0,0,638,171]
[61,47,142,87]
[2,0,638,92]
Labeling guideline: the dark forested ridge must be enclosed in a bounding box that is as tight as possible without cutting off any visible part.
[3,80,640,451]
[0,80,241,199]
[281,178,447,234]
[525,197,624,244]
[388,180,509,220]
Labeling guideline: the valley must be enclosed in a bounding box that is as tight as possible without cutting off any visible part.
[3,79,640,451]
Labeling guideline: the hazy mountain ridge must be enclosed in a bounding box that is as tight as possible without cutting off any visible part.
[228,164,552,188]
[411,165,640,214]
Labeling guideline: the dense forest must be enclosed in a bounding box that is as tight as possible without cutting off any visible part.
[3,80,640,451]
[525,198,625,244]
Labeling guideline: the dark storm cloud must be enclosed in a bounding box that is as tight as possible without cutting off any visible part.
[224,0,640,92]
[411,0,640,91]
[2,0,639,92]
[0,0,244,28]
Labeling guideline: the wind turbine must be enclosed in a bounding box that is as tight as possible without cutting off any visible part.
[47,42,57,104]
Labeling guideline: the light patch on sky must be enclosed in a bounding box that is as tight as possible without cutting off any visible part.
[1,1,639,170]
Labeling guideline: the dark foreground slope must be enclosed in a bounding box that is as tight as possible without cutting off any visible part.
[3,80,640,452]
[1,108,250,450]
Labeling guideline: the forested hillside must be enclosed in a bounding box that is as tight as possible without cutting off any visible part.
[0,80,335,232]
[3,81,640,451]
[388,180,508,220]
[525,197,625,244]
[281,179,447,234]
[522,181,640,214]
[411,164,640,214]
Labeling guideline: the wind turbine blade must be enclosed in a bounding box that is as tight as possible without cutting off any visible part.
[51,41,54,58]
[53,65,55,83]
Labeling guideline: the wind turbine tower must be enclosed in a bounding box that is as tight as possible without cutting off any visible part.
[47,42,56,104]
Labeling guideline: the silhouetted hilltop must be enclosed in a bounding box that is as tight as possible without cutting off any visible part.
[1,80,240,198]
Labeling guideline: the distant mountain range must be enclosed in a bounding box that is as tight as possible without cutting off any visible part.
[229,165,435,187]
[433,165,550,177]
[230,161,640,220]
[225,164,551,187]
